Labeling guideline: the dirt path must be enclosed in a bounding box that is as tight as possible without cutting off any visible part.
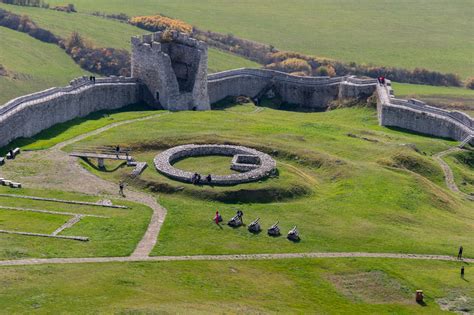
[0,252,471,267]
[433,147,473,201]
[1,112,170,257]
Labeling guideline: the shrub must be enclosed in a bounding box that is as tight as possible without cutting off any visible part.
[129,15,193,33]
[266,58,312,75]
[52,4,76,13]
[62,32,130,76]
[0,0,49,8]
[465,77,474,89]
[0,9,59,43]
[0,64,8,76]
[314,65,336,77]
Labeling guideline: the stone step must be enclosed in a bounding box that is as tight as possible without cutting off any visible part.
[131,162,148,177]
[459,135,473,148]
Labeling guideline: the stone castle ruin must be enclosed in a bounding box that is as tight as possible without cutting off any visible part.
[0,31,472,148]
[131,31,209,110]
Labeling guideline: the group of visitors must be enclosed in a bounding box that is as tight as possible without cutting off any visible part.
[89,76,96,83]
[191,173,212,185]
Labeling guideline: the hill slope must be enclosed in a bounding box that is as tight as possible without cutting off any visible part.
[45,0,474,78]
[0,27,88,104]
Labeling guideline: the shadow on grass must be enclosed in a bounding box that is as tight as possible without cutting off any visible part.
[0,103,152,156]
[385,126,457,142]
[81,158,128,173]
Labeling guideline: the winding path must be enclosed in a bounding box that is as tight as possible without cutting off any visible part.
[433,147,473,201]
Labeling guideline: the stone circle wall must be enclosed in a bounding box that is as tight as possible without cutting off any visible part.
[153,144,276,185]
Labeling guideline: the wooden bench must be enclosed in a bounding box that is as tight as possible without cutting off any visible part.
[6,147,20,159]
[70,152,133,168]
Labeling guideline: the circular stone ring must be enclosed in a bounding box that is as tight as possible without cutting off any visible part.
[153,144,276,185]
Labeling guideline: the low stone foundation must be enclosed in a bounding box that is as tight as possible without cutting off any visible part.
[153,144,276,185]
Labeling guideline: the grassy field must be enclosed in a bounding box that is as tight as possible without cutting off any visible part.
[39,103,471,258]
[0,27,89,105]
[0,258,471,313]
[0,186,152,260]
[393,83,474,115]
[173,156,239,175]
[45,0,474,78]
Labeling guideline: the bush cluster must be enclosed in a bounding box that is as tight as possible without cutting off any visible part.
[0,0,49,8]
[91,11,129,21]
[0,9,59,43]
[262,51,461,86]
[61,32,130,76]
[0,64,8,76]
[465,77,474,90]
[129,15,193,34]
[51,4,76,13]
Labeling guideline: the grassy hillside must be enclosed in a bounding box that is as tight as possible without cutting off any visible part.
[2,258,471,313]
[46,0,474,78]
[0,27,88,105]
[0,3,260,69]
[4,103,471,259]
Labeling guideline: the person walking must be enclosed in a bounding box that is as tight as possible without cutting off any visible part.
[214,210,221,225]
[119,181,125,197]
[461,266,465,278]
[458,246,464,260]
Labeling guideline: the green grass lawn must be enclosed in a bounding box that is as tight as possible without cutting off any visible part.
[0,258,471,313]
[173,155,238,175]
[0,27,89,105]
[0,186,152,260]
[0,209,67,234]
[51,103,473,258]
[46,0,474,78]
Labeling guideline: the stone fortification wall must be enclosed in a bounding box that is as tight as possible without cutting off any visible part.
[207,68,377,108]
[376,81,473,144]
[0,76,140,148]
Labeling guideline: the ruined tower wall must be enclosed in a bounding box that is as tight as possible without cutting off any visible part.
[131,31,210,111]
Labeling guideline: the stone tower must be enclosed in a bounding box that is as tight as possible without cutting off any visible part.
[131,31,210,111]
